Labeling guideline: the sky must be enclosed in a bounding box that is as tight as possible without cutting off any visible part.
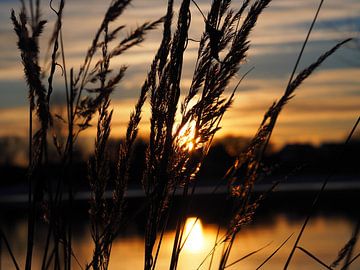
[0,0,359,148]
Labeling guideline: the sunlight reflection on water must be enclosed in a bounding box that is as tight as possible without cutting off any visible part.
[1,214,359,269]
[106,215,359,270]
[183,217,204,253]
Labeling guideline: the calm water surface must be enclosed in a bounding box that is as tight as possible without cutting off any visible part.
[1,209,359,269]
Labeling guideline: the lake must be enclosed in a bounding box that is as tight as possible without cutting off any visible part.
[1,190,359,269]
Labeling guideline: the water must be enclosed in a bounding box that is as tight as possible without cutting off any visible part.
[1,205,359,269]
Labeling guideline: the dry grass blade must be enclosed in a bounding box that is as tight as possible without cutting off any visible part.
[109,18,164,58]
[224,242,272,268]
[285,38,352,97]
[179,217,199,252]
[332,218,360,269]
[297,246,333,270]
[46,0,65,103]
[256,234,293,270]
[342,252,360,269]
[285,0,324,88]
[0,228,20,270]
[208,225,221,270]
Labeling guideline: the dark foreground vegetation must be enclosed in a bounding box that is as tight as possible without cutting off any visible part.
[1,0,359,269]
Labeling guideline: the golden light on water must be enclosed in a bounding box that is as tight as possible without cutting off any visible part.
[1,215,358,269]
[183,217,204,253]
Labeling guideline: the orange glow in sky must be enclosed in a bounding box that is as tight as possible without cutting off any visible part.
[0,0,359,148]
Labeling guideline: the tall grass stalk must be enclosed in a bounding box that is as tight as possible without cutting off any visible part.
[11,0,50,268]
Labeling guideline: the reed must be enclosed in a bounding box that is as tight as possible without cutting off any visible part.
[7,0,357,269]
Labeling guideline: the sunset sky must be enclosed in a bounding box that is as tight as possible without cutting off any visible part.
[0,0,359,148]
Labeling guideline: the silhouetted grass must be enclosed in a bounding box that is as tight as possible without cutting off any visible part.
[6,0,358,269]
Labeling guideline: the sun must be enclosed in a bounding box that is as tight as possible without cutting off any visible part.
[177,121,200,152]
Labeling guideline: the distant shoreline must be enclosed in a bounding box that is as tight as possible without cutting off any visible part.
[1,175,359,204]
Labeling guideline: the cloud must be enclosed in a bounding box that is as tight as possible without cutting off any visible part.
[0,0,359,146]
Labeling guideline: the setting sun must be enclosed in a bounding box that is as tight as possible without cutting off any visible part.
[177,121,200,152]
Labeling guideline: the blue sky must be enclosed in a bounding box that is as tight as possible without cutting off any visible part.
[0,0,359,147]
